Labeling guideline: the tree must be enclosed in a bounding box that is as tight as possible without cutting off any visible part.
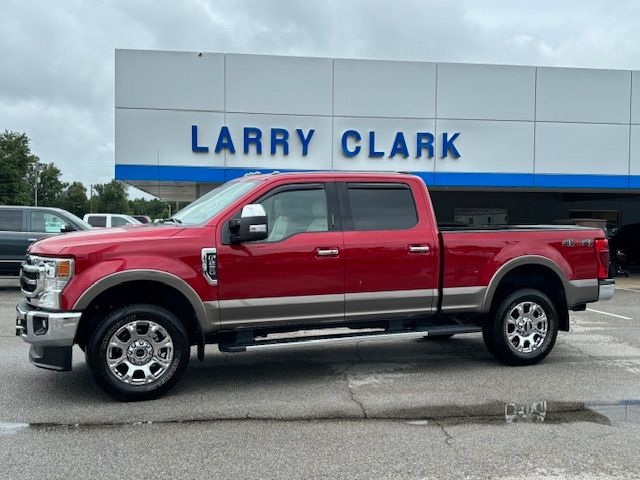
[129,197,170,220]
[31,163,67,207]
[59,182,89,217]
[93,180,130,213]
[0,130,40,205]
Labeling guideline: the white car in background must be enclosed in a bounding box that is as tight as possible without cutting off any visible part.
[83,213,142,228]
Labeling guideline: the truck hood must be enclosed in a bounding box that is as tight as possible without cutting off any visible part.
[29,224,186,256]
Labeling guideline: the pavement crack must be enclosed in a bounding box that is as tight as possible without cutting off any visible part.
[346,380,368,418]
[434,420,455,448]
[342,341,367,418]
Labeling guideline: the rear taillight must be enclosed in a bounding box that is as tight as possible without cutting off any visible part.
[595,238,610,280]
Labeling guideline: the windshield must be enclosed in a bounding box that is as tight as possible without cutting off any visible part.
[172,180,260,225]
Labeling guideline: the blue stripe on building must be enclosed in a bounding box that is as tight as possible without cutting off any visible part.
[115,164,635,190]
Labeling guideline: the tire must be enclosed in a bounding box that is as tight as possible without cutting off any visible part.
[483,288,558,366]
[86,304,190,401]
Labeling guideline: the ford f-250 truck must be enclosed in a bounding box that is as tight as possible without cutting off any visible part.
[16,172,614,401]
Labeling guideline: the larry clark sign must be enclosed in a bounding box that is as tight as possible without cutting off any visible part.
[191,125,461,159]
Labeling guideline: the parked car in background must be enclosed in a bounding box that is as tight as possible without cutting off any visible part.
[132,215,151,224]
[609,222,640,268]
[0,206,91,276]
[83,213,142,228]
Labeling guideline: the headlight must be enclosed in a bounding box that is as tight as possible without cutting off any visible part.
[21,256,74,309]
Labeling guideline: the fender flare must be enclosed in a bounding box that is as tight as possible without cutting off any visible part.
[480,255,571,313]
[73,269,209,344]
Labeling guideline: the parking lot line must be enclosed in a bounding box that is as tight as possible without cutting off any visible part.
[586,308,633,320]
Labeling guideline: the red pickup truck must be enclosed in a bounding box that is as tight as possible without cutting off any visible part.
[16,172,614,401]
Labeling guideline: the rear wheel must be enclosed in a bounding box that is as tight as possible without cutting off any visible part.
[483,288,558,366]
[86,304,190,401]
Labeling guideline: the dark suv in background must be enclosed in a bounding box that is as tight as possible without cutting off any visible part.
[0,206,91,276]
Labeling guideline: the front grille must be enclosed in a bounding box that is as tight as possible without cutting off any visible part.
[20,275,37,293]
[20,256,43,298]
[22,269,37,281]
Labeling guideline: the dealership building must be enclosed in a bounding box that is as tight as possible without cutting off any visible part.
[115,49,640,227]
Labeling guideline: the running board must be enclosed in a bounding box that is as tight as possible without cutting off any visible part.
[218,324,482,353]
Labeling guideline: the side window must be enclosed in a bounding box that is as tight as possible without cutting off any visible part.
[30,211,68,233]
[258,188,329,242]
[87,216,106,227]
[111,216,130,227]
[0,210,22,232]
[347,183,418,231]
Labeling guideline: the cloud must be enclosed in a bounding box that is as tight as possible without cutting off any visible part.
[2,0,640,197]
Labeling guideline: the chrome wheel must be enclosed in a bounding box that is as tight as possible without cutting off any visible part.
[106,320,174,385]
[505,301,548,354]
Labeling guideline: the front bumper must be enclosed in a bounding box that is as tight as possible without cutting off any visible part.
[16,300,82,371]
[598,279,615,302]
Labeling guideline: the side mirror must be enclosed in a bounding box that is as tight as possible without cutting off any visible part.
[60,224,76,233]
[229,204,268,243]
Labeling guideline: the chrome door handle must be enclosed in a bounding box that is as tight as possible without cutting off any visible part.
[27,238,38,242]
[316,248,339,257]
[408,245,430,253]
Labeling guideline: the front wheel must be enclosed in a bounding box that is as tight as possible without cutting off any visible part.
[483,288,558,366]
[86,304,190,401]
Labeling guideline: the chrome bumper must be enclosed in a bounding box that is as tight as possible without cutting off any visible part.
[16,300,81,347]
[598,279,615,302]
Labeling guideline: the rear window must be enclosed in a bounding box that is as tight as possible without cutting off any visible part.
[87,215,106,227]
[347,183,418,231]
[0,210,22,232]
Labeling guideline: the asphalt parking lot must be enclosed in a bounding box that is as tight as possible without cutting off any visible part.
[2,278,640,479]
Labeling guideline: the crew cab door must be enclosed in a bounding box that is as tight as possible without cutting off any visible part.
[338,181,439,321]
[216,182,344,328]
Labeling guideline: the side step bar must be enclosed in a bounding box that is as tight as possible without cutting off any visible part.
[218,324,482,353]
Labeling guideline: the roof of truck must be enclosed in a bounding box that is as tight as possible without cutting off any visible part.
[236,171,418,182]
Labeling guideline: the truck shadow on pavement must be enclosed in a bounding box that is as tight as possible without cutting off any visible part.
[28,335,494,403]
[8,333,612,426]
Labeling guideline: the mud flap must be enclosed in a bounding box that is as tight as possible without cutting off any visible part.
[29,345,72,372]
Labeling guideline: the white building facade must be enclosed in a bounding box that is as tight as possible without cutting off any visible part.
[115,49,640,226]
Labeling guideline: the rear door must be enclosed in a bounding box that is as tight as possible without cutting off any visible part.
[339,181,439,321]
[216,182,345,328]
[0,209,27,275]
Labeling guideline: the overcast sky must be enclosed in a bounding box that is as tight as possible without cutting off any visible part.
[3,0,640,198]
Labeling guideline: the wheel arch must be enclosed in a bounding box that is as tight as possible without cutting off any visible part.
[73,270,208,349]
[481,256,571,331]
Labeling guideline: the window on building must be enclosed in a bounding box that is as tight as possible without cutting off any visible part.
[347,183,418,231]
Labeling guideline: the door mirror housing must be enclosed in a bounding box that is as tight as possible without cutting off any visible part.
[229,204,268,243]
[60,224,76,233]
